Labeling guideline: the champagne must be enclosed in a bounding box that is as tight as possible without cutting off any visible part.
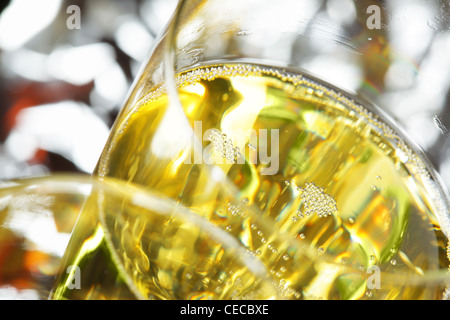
[52,63,450,300]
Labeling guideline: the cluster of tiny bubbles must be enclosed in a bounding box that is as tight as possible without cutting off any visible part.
[173,64,262,89]
[300,182,338,218]
[267,243,279,254]
[226,201,245,217]
[246,248,263,257]
[295,209,304,221]
[207,129,240,163]
[270,278,302,299]
[286,181,338,222]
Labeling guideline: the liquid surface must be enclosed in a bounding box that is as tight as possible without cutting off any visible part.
[54,63,450,300]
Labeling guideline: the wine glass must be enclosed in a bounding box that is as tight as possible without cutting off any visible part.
[0,174,292,300]
[55,0,450,300]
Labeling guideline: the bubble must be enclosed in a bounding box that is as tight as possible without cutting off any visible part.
[283,254,290,261]
[369,255,375,262]
[299,233,306,240]
[317,247,324,255]
[390,259,397,266]
[185,272,193,280]
[280,267,287,273]
[371,185,377,191]
[366,291,373,298]
[300,182,338,217]
[226,226,232,232]
[376,175,382,180]
[291,216,298,222]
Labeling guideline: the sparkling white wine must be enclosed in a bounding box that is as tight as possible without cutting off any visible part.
[52,63,450,300]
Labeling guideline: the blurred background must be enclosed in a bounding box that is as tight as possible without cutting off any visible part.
[0,0,178,179]
[0,0,449,193]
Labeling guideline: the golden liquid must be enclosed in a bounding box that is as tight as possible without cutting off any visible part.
[52,63,450,300]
